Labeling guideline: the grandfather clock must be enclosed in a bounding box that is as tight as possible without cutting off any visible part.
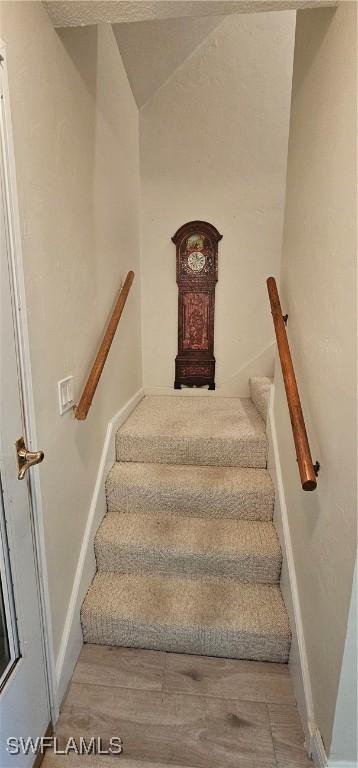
[172,220,222,390]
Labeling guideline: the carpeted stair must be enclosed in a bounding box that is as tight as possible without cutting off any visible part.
[81,387,291,662]
[115,396,267,467]
[106,462,274,520]
[249,376,273,422]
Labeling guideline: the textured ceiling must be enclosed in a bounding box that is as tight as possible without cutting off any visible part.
[44,0,336,28]
[113,15,225,107]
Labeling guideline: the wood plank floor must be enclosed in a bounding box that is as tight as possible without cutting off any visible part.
[43,645,313,768]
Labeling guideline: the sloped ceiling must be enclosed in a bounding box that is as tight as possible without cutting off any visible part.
[44,0,336,28]
[113,15,225,107]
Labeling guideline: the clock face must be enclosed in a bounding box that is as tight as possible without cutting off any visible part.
[187,250,206,272]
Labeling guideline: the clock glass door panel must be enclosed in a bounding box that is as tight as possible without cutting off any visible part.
[181,293,209,352]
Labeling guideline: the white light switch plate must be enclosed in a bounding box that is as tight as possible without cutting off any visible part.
[58,376,74,415]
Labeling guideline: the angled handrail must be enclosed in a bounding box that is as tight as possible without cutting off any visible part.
[75,270,134,420]
[267,276,319,491]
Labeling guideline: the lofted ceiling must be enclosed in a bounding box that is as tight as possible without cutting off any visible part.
[44,0,336,109]
[112,15,225,107]
[44,0,336,28]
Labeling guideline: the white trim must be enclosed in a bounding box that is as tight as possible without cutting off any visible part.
[328,763,358,768]
[0,41,58,721]
[143,342,275,398]
[309,723,328,768]
[328,765,358,768]
[266,383,316,757]
[144,387,222,397]
[308,727,357,768]
[55,388,144,705]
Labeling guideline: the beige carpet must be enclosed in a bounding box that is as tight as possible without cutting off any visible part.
[81,573,290,662]
[106,462,274,521]
[249,377,273,422]
[116,396,267,467]
[82,394,290,662]
[95,513,281,583]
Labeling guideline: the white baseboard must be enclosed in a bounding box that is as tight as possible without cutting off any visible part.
[329,764,358,768]
[144,387,223,396]
[266,384,316,759]
[328,763,358,768]
[144,343,275,398]
[310,724,357,768]
[55,388,144,707]
[309,722,328,767]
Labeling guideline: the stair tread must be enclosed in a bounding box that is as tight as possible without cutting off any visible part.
[116,396,267,467]
[119,396,266,442]
[95,513,281,582]
[83,572,289,633]
[81,572,290,662]
[106,461,274,521]
[97,512,280,558]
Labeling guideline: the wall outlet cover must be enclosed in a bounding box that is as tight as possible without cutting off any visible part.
[58,376,74,415]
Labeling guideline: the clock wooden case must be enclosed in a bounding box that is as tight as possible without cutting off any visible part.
[172,220,222,390]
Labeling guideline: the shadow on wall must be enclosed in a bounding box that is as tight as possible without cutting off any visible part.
[292,7,335,95]
[217,343,275,397]
[58,24,98,100]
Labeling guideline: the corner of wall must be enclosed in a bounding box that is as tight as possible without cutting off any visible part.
[218,342,275,397]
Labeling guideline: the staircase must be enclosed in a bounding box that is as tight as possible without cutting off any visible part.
[81,378,291,663]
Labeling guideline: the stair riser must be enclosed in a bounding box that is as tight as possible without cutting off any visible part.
[95,544,281,584]
[249,378,272,423]
[106,483,274,522]
[116,434,267,468]
[81,617,289,664]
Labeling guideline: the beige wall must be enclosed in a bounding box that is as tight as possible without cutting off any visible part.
[274,3,357,754]
[140,11,295,394]
[0,2,142,660]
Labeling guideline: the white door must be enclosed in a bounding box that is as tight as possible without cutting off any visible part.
[0,56,51,767]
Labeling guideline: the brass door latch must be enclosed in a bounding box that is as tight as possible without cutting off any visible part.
[15,437,44,480]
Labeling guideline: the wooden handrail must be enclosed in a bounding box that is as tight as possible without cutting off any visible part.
[267,277,318,491]
[75,271,134,420]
